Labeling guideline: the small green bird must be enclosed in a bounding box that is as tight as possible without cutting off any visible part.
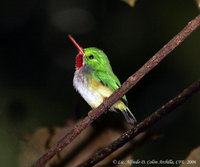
[69,35,137,125]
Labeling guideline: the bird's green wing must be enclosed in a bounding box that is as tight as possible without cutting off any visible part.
[93,70,128,106]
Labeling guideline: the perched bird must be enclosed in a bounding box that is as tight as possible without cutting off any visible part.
[69,35,137,125]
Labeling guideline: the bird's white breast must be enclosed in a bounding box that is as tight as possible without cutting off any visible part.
[73,68,102,108]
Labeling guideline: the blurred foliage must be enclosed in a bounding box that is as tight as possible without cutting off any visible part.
[19,119,143,167]
[0,0,200,166]
[180,146,200,167]
[195,0,200,9]
[122,0,137,7]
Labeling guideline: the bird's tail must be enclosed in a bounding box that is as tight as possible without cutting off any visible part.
[121,108,137,125]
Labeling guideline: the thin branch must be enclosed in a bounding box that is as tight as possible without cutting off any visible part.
[78,80,200,167]
[33,14,200,167]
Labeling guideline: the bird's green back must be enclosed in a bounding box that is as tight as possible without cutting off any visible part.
[84,47,128,104]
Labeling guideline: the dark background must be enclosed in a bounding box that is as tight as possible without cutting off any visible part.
[0,0,200,166]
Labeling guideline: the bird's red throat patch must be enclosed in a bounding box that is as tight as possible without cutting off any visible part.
[76,53,83,69]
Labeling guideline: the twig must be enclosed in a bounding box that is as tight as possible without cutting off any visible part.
[33,14,200,167]
[77,80,200,167]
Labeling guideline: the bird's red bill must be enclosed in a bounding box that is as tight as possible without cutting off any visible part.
[68,35,84,54]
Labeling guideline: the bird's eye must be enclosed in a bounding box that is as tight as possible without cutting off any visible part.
[89,55,94,59]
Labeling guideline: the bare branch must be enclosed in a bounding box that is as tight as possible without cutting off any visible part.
[33,14,200,167]
[78,80,200,167]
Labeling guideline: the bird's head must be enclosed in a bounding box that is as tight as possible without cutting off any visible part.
[69,35,112,71]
